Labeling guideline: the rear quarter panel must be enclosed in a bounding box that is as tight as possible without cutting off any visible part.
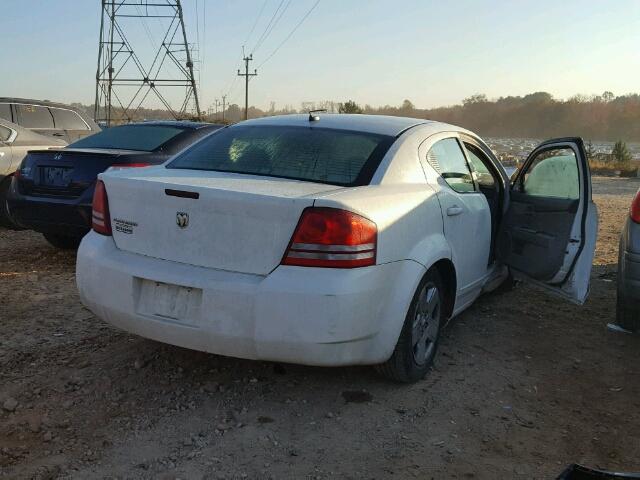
[313,138,451,356]
[314,130,451,271]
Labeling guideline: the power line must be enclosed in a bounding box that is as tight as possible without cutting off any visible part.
[202,0,206,100]
[257,0,320,69]
[195,0,201,92]
[243,0,269,48]
[223,54,244,100]
[218,0,269,106]
[195,0,200,56]
[134,4,157,49]
[223,0,320,111]
[252,0,292,54]
[250,0,285,55]
[222,0,287,107]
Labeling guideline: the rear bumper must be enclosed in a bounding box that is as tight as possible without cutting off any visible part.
[76,232,425,366]
[6,179,92,237]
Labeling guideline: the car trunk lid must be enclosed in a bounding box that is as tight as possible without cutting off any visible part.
[102,168,345,275]
[18,148,149,199]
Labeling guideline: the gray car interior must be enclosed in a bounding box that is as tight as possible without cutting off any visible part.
[497,142,585,283]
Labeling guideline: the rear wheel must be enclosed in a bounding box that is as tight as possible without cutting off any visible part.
[43,233,82,250]
[376,269,444,383]
[0,178,20,229]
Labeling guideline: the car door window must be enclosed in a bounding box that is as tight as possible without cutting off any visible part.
[16,104,54,129]
[0,125,12,142]
[0,104,12,123]
[50,108,89,130]
[426,138,475,193]
[521,148,579,199]
[464,143,497,188]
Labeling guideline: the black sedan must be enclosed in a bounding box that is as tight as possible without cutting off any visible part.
[7,121,223,248]
[616,187,640,331]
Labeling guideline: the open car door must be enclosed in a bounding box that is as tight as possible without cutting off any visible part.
[497,137,598,304]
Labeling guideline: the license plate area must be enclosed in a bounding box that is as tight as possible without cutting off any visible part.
[41,166,73,187]
[136,279,202,325]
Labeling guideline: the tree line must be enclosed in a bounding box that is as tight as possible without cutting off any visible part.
[250,92,640,143]
[72,91,640,142]
[355,92,640,143]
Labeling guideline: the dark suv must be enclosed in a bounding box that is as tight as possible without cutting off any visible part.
[0,98,100,144]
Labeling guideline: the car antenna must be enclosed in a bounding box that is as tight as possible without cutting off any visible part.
[308,109,327,122]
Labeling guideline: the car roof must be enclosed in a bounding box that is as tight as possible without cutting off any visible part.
[239,114,434,137]
[0,97,84,111]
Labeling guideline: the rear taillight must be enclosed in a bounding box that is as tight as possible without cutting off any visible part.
[282,207,377,268]
[13,161,25,179]
[631,190,640,224]
[92,180,112,236]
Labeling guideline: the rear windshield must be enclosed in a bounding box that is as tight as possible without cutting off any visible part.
[70,125,185,151]
[166,125,395,186]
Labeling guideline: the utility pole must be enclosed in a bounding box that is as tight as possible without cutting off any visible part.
[221,95,227,123]
[214,98,221,121]
[237,55,257,120]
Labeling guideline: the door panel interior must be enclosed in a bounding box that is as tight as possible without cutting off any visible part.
[496,137,596,304]
[497,191,578,281]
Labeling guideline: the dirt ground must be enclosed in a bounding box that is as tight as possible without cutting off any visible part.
[1,176,639,479]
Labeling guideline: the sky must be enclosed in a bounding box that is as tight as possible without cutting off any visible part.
[2,0,640,113]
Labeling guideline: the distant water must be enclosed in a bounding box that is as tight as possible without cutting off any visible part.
[486,137,640,161]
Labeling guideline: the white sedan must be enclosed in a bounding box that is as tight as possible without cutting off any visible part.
[76,114,598,382]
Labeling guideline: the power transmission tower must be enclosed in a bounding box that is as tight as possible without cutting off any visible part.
[237,55,257,120]
[94,0,202,126]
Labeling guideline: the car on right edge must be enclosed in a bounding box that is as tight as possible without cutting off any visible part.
[617,188,640,331]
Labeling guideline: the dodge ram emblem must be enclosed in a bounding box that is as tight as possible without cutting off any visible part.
[176,212,189,229]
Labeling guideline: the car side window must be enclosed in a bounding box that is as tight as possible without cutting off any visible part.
[0,125,12,142]
[463,142,497,189]
[0,104,12,123]
[426,138,475,193]
[521,148,579,199]
[16,104,54,129]
[50,108,89,130]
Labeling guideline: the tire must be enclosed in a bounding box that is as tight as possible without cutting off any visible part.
[376,269,445,383]
[0,178,19,229]
[616,283,639,333]
[43,233,82,250]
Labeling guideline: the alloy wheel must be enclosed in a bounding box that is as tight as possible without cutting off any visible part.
[411,282,441,365]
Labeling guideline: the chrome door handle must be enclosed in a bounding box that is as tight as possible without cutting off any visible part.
[447,206,463,216]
